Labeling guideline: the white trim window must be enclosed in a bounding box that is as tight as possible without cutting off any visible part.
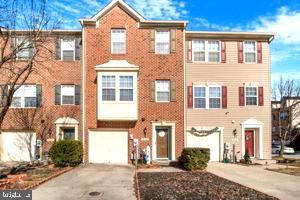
[193,85,221,109]
[192,40,205,62]
[11,85,37,108]
[61,85,75,105]
[244,41,256,63]
[119,76,133,101]
[194,86,206,108]
[61,39,75,61]
[155,30,170,54]
[155,80,170,102]
[102,75,116,101]
[111,29,126,54]
[209,87,221,108]
[192,40,220,62]
[245,87,258,106]
[16,37,34,60]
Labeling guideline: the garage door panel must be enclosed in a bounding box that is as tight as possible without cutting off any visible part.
[0,132,36,162]
[187,132,220,161]
[89,131,128,164]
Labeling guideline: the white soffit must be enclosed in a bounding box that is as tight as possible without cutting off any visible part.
[241,118,264,126]
[95,60,139,71]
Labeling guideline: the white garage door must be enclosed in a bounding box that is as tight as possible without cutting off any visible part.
[89,130,128,164]
[0,132,36,162]
[186,132,220,161]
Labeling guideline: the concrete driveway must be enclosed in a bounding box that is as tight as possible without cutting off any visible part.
[208,163,300,200]
[33,164,136,200]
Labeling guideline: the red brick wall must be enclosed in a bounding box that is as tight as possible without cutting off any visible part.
[83,5,184,162]
[0,34,82,152]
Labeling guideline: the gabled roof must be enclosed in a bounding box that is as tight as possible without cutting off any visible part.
[92,0,145,22]
[79,0,187,27]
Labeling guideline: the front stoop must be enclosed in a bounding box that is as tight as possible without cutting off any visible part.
[152,160,178,166]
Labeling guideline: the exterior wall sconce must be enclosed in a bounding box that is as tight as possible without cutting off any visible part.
[143,127,147,137]
[233,129,237,137]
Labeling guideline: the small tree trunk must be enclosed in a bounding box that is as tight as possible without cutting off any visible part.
[279,141,284,158]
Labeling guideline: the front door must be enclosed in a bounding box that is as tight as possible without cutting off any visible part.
[156,128,169,159]
[245,130,254,157]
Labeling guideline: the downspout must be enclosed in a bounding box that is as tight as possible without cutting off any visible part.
[183,26,187,148]
[80,20,86,163]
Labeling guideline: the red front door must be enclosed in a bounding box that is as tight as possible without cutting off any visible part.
[245,130,254,157]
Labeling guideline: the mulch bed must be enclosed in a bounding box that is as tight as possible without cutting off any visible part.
[138,172,278,200]
[0,165,72,190]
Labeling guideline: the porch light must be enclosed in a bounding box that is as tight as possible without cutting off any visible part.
[143,127,147,137]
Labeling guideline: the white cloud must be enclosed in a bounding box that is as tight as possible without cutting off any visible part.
[193,17,231,31]
[127,0,187,20]
[53,2,80,14]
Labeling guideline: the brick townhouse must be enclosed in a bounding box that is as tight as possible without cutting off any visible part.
[0,0,274,163]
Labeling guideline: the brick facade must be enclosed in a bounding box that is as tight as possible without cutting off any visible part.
[83,5,184,162]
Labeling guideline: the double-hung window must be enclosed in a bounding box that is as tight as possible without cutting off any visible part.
[61,85,75,105]
[209,87,221,108]
[61,39,75,61]
[193,40,205,62]
[244,41,256,63]
[208,41,220,62]
[16,37,34,60]
[245,87,257,106]
[155,30,170,54]
[120,76,133,101]
[102,76,116,101]
[194,87,206,108]
[111,29,126,54]
[11,85,37,108]
[155,80,170,102]
[193,86,221,109]
[192,40,220,62]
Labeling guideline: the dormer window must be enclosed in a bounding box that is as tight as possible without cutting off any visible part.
[111,29,126,54]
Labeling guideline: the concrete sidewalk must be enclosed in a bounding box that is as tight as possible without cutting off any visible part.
[33,164,136,200]
[207,163,300,200]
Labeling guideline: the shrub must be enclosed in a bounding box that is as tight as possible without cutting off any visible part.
[244,150,251,164]
[49,140,83,167]
[179,148,210,170]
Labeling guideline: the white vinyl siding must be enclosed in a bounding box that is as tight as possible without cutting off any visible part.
[155,30,170,54]
[11,85,37,108]
[61,85,75,105]
[192,40,220,62]
[244,41,256,63]
[245,87,258,106]
[111,29,126,54]
[155,80,170,102]
[61,39,75,61]
[193,85,221,109]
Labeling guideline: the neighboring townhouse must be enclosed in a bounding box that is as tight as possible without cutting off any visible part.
[271,98,300,148]
[185,32,274,161]
[0,0,275,164]
[0,31,82,161]
[80,0,186,163]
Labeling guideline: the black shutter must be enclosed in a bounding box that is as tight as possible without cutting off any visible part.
[75,37,81,60]
[36,84,42,107]
[75,85,80,105]
[55,37,61,60]
[55,85,61,105]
